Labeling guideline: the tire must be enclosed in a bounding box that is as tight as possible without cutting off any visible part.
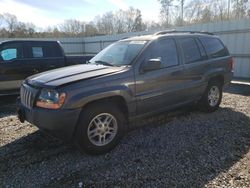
[74,102,126,155]
[198,80,223,113]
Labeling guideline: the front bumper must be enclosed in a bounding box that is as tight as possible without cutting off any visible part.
[17,98,81,142]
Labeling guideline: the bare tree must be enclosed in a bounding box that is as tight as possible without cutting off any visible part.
[95,7,144,35]
[25,23,36,37]
[125,7,144,32]
[210,0,228,21]
[95,12,115,35]
[232,0,248,19]
[158,0,175,27]
[144,21,162,31]
[59,19,85,36]
[113,11,126,33]
[84,22,98,37]
[185,0,216,24]
[0,14,3,28]
[158,0,177,27]
[201,6,213,22]
[2,13,19,36]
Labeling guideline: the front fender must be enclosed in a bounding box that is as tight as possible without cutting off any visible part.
[64,85,136,114]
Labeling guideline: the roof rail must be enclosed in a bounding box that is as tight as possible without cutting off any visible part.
[154,29,177,35]
[154,30,214,35]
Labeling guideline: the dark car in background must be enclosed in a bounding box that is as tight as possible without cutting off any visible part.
[17,31,233,154]
[0,40,93,95]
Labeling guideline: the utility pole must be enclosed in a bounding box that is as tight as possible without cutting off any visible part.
[158,0,174,27]
[228,0,231,19]
[181,0,184,25]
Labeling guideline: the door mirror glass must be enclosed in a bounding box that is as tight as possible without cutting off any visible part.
[142,59,162,72]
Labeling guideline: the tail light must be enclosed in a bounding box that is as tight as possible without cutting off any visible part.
[229,57,234,72]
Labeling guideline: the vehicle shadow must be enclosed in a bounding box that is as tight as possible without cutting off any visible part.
[0,95,18,117]
[0,107,249,187]
[224,83,250,96]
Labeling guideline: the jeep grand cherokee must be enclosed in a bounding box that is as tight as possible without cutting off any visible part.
[17,30,233,154]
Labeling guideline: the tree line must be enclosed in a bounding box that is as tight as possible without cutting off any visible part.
[0,0,249,38]
[159,0,250,27]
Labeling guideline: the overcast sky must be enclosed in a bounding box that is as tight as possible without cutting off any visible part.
[0,0,161,29]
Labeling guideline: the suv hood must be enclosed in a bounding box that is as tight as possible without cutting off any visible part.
[27,64,125,88]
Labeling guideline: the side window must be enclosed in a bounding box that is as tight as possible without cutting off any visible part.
[199,37,229,58]
[146,38,179,68]
[0,43,23,61]
[31,43,57,58]
[32,47,44,58]
[195,38,207,59]
[1,49,17,60]
[179,38,202,64]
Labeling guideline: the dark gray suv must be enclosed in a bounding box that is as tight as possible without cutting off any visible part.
[17,31,233,154]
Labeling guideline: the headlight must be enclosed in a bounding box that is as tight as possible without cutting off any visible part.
[36,89,66,109]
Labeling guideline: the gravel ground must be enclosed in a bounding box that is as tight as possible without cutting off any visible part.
[0,83,249,187]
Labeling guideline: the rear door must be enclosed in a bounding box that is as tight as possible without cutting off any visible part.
[176,36,209,101]
[27,41,65,73]
[0,42,31,92]
[135,38,187,115]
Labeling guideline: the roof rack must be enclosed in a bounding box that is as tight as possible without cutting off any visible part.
[154,29,214,35]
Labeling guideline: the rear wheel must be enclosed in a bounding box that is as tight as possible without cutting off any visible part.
[75,102,126,155]
[198,80,223,112]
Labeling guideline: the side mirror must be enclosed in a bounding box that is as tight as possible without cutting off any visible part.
[142,59,162,72]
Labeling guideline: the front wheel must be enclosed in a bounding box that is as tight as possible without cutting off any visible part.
[198,81,223,112]
[75,103,126,155]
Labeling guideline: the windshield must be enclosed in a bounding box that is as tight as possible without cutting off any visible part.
[89,41,147,66]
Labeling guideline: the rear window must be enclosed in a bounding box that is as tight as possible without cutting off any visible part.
[199,37,229,58]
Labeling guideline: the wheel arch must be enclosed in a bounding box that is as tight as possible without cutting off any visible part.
[208,75,224,85]
[82,95,129,120]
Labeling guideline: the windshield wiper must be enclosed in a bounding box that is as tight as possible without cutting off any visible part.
[94,60,114,67]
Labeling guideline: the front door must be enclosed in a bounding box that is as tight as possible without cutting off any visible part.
[0,42,31,92]
[135,38,186,115]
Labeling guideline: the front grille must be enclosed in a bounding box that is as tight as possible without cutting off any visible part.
[20,84,38,109]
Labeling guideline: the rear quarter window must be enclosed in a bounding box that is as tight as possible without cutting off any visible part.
[199,37,229,58]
